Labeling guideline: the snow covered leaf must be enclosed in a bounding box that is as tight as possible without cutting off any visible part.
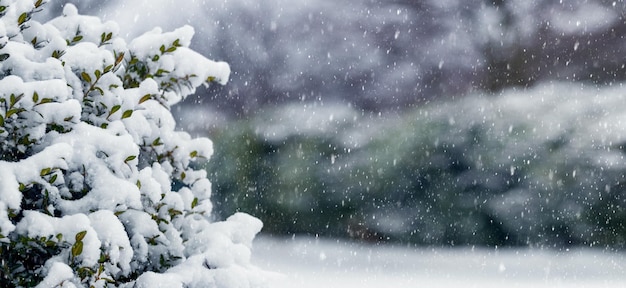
[0,1,266,287]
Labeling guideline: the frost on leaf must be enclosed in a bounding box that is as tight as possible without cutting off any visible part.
[0,1,265,287]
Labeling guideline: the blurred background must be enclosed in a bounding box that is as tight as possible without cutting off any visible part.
[46,0,626,248]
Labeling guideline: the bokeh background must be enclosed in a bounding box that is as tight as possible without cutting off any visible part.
[44,0,626,248]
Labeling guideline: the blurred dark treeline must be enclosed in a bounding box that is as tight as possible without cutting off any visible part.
[48,0,626,115]
[206,84,626,248]
[191,0,626,115]
[48,0,626,247]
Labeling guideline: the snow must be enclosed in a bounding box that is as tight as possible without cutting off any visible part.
[35,262,77,288]
[6,0,626,286]
[255,102,360,142]
[16,211,102,266]
[550,2,618,35]
[88,210,134,275]
[127,25,230,104]
[252,236,626,288]
[0,1,266,286]
[0,142,73,215]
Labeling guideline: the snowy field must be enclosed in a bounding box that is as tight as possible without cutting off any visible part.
[251,235,626,288]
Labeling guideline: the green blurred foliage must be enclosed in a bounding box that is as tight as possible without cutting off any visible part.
[206,86,626,248]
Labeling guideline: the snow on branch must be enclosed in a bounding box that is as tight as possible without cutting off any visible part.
[0,1,265,287]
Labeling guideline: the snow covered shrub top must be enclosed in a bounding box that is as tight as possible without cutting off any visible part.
[0,1,265,287]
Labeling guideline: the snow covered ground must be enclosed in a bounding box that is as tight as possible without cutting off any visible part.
[251,235,626,288]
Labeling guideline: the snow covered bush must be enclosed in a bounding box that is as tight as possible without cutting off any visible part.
[0,1,265,287]
[208,83,626,248]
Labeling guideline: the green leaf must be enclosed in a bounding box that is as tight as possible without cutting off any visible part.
[168,209,183,217]
[152,54,160,62]
[52,50,65,59]
[173,39,181,47]
[152,137,162,146]
[94,86,104,95]
[72,35,83,43]
[81,72,92,83]
[71,241,83,258]
[165,46,177,53]
[191,197,199,209]
[121,110,133,119]
[155,69,169,76]
[10,93,23,108]
[190,150,198,158]
[32,91,39,103]
[17,12,28,25]
[0,6,6,14]
[139,94,152,104]
[49,174,58,184]
[0,114,4,127]
[5,108,24,118]
[40,167,51,177]
[94,69,101,79]
[124,155,137,163]
[206,76,216,82]
[159,44,166,54]
[75,230,87,242]
[77,267,94,280]
[38,98,53,105]
[34,0,44,8]
[104,64,114,73]
[45,240,56,247]
[136,180,142,189]
[114,52,125,67]
[109,105,121,117]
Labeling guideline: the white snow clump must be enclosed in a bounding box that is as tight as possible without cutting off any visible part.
[0,1,265,287]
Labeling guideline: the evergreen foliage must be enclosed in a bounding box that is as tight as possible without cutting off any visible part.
[0,1,264,287]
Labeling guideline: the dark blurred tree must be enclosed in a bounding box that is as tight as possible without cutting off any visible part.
[45,0,626,115]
